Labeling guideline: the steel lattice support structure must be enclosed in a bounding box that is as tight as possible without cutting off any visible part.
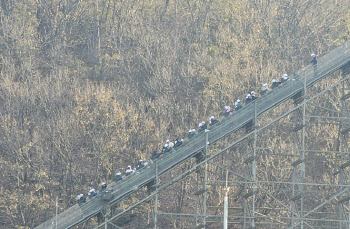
[93,63,350,229]
[334,64,350,229]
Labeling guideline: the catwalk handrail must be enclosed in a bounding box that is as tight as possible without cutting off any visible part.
[35,40,350,229]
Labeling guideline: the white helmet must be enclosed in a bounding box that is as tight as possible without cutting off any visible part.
[192,129,196,132]
[181,139,184,142]
[225,106,228,110]
[189,129,192,133]
[199,123,203,127]
[210,116,214,120]
[139,159,143,162]
[89,188,95,193]
[127,165,131,169]
[166,139,170,143]
[263,83,267,87]
[272,78,276,83]
[202,121,205,124]
[101,182,106,185]
[237,99,240,103]
[311,53,315,57]
[251,91,255,95]
[164,144,168,147]
[116,172,121,175]
[246,94,250,98]
[283,73,288,77]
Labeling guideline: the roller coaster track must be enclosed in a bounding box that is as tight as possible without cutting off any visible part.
[35,40,350,229]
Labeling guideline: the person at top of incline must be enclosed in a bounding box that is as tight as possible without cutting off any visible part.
[311,53,318,66]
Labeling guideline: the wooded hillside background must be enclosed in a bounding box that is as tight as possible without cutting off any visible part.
[0,0,349,228]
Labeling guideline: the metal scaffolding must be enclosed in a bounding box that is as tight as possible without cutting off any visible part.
[335,63,350,229]
[97,68,350,229]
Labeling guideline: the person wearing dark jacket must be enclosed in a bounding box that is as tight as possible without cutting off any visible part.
[174,139,184,148]
[136,160,144,170]
[209,116,219,126]
[281,74,289,83]
[151,151,162,160]
[200,121,207,131]
[188,129,196,138]
[311,53,318,75]
[88,189,97,199]
[115,172,123,181]
[77,194,86,204]
[198,121,206,132]
[99,182,107,192]
[311,53,318,66]
[162,144,171,153]
[245,94,252,105]
[271,78,281,89]
[235,99,243,111]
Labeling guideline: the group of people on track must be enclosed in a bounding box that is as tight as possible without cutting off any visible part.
[77,54,318,204]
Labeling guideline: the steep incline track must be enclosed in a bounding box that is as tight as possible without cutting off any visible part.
[35,41,350,229]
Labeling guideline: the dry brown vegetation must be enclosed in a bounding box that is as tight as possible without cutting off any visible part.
[0,0,350,228]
